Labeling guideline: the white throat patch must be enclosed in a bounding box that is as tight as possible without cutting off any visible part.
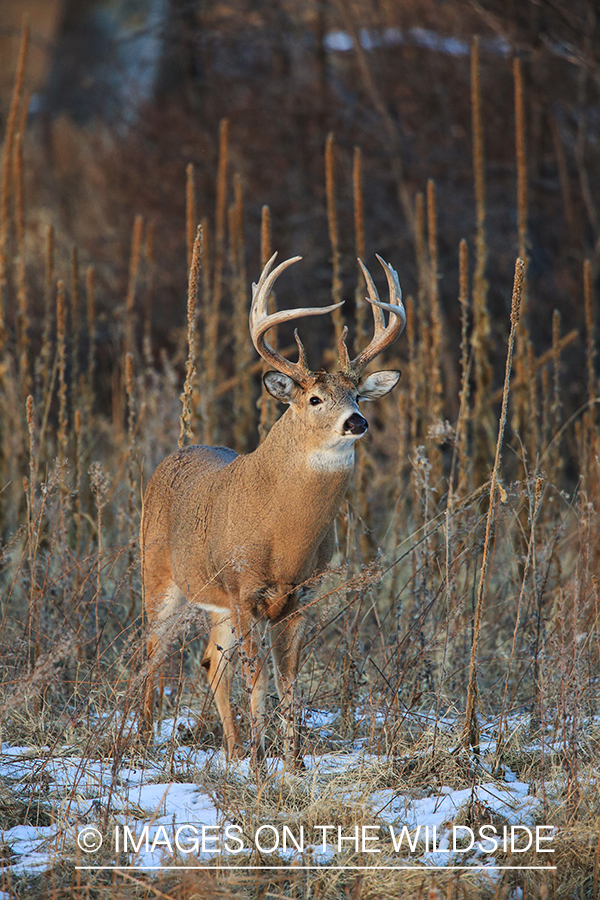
[307,439,357,472]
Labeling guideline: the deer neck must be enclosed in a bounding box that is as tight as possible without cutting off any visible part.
[253,408,356,494]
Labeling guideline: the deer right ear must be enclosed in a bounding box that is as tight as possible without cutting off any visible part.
[263,372,297,404]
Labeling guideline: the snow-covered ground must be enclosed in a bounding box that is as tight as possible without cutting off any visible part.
[0,710,558,880]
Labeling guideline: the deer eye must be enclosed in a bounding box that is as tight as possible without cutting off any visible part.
[309,396,322,406]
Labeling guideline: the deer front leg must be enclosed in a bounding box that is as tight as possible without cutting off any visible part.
[235,606,269,766]
[201,612,242,759]
[269,608,306,769]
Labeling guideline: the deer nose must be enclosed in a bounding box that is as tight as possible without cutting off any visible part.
[344,412,368,435]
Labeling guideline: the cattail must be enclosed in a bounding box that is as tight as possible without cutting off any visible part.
[325,133,345,344]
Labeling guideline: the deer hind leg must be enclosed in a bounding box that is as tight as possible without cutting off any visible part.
[269,606,307,769]
[201,612,242,759]
[142,583,187,741]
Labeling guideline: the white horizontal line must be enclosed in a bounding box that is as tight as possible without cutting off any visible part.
[76,865,557,872]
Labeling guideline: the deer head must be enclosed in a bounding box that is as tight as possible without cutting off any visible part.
[249,253,405,463]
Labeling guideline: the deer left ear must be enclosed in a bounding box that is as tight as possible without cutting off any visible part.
[263,371,298,403]
[357,370,401,401]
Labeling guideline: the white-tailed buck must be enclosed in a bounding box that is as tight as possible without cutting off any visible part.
[141,253,405,766]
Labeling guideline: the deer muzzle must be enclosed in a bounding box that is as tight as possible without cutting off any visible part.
[343,412,368,436]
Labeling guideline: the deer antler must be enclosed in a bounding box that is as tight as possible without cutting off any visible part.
[250,253,344,387]
[338,255,406,381]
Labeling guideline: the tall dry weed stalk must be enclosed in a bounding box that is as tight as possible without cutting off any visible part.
[37,224,55,399]
[56,281,68,470]
[584,258,596,466]
[426,179,443,425]
[86,265,96,401]
[259,204,277,441]
[495,473,543,764]
[70,247,80,403]
[470,36,493,478]
[454,238,470,497]
[203,119,229,444]
[179,225,202,448]
[325,133,345,343]
[14,131,30,400]
[125,351,137,622]
[186,162,197,271]
[511,57,533,460]
[125,214,143,360]
[0,24,29,356]
[462,257,524,751]
[426,179,444,487]
[353,146,367,353]
[143,221,155,368]
[231,174,253,452]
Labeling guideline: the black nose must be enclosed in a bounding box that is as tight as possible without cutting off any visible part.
[344,413,368,435]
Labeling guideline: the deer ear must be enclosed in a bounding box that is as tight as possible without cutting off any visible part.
[263,371,298,403]
[357,370,401,401]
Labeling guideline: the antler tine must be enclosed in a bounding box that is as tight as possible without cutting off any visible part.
[339,256,406,380]
[250,254,344,386]
[360,257,387,338]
